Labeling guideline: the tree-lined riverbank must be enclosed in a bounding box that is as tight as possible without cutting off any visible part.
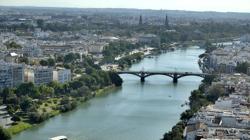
[0,55,123,138]
[12,47,204,140]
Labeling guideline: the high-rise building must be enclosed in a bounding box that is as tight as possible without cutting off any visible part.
[139,15,143,25]
[0,61,24,89]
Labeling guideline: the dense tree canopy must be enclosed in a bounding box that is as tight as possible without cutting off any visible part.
[235,62,250,74]
[102,41,140,63]
[5,41,22,49]
[0,126,11,140]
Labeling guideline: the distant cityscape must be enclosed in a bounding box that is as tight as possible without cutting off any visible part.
[0,6,250,140]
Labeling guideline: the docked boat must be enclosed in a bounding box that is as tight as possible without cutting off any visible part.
[49,136,68,140]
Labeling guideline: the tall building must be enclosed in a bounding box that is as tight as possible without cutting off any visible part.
[13,63,25,87]
[25,66,53,85]
[0,61,24,89]
[139,15,143,25]
[165,14,169,28]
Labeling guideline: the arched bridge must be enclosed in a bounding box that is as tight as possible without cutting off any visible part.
[116,71,210,83]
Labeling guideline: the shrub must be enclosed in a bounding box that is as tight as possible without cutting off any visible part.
[42,108,47,113]
[0,126,11,140]
[11,115,21,122]
[29,112,49,123]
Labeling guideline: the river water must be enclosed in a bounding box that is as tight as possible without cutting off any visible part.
[12,47,204,140]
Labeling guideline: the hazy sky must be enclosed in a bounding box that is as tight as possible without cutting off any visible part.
[0,0,250,13]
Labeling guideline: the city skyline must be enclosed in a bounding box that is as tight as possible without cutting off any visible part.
[1,0,250,13]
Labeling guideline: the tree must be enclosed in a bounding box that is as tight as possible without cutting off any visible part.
[29,112,48,123]
[202,75,216,85]
[162,121,185,140]
[64,53,80,63]
[56,55,64,62]
[39,85,54,98]
[20,96,33,112]
[11,115,21,122]
[47,58,55,67]
[109,72,123,86]
[5,41,22,49]
[77,86,91,97]
[48,81,64,94]
[18,56,29,64]
[235,62,250,74]
[0,88,14,104]
[0,126,11,140]
[180,110,194,121]
[204,40,216,53]
[85,67,95,75]
[59,97,77,112]
[37,19,44,28]
[207,84,225,103]
[16,82,40,98]
[5,94,18,105]
[39,59,48,66]
[69,81,83,90]
[79,75,97,88]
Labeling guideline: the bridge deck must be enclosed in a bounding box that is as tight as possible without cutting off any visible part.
[117,71,208,75]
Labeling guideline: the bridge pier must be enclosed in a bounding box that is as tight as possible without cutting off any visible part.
[141,77,145,82]
[173,73,178,83]
[173,77,178,83]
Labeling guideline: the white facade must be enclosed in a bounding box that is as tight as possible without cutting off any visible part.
[53,68,71,84]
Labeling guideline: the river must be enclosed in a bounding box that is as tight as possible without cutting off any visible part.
[12,46,204,140]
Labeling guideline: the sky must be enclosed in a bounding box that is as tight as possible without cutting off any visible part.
[0,0,250,13]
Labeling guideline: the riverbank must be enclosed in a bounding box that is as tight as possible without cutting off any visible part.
[7,46,197,137]
[6,85,117,135]
[161,50,217,139]
[117,46,179,71]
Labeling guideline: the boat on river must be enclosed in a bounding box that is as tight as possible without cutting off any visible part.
[49,136,68,140]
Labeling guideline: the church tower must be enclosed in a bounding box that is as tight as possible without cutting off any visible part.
[165,14,169,28]
[139,15,143,25]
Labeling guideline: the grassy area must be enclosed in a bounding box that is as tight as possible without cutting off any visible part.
[95,86,116,96]
[7,98,61,135]
[7,122,32,135]
[37,98,61,116]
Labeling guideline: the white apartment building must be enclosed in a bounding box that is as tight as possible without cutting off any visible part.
[25,66,53,85]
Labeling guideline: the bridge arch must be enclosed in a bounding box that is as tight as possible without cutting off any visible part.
[143,73,174,79]
[118,73,142,78]
[177,74,205,79]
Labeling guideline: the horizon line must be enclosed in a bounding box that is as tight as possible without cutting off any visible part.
[1,5,250,14]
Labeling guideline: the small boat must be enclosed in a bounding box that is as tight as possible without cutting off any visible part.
[49,136,68,140]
